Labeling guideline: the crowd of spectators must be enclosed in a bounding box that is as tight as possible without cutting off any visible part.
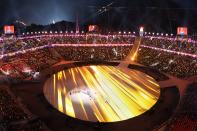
[137,48,197,78]
[7,118,48,131]
[142,37,197,54]
[0,89,29,123]
[0,34,196,80]
[0,87,48,130]
[164,82,197,131]
[0,35,135,54]
[0,38,47,54]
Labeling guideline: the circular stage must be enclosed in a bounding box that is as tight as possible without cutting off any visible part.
[43,64,160,122]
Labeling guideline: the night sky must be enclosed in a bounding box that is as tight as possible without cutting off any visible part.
[0,0,197,32]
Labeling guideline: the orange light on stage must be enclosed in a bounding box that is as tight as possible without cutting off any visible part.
[177,27,188,36]
[44,65,160,122]
[4,26,15,34]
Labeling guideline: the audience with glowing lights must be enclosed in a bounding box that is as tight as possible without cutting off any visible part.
[0,34,197,79]
[142,37,197,54]
[137,48,197,78]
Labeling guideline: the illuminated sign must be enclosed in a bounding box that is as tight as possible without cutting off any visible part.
[4,26,15,34]
[177,27,188,36]
[88,25,99,32]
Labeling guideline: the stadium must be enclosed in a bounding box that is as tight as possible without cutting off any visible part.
[0,0,197,131]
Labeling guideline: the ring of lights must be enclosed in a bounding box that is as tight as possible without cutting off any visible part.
[43,62,161,122]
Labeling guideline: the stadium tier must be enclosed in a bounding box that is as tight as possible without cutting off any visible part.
[0,34,196,79]
[1,0,197,130]
[0,34,196,131]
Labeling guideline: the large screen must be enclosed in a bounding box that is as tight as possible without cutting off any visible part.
[177,27,188,36]
[88,25,99,32]
[4,26,15,34]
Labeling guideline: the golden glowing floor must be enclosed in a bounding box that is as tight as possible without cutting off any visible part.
[44,65,160,122]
